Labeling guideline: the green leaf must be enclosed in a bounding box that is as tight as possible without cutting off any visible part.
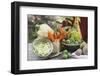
[56,16,65,23]
[66,16,73,21]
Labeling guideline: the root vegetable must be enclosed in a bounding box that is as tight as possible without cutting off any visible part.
[80,41,87,49]
[83,45,88,55]
[75,48,82,56]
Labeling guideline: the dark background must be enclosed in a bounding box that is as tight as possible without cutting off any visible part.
[80,17,88,42]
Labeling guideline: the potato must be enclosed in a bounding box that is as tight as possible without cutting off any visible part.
[80,41,87,49]
[83,44,88,55]
[75,48,82,56]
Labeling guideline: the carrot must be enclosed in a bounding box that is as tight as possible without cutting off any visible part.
[56,32,60,39]
[59,27,67,40]
[54,33,57,39]
[48,27,69,42]
[48,31,55,42]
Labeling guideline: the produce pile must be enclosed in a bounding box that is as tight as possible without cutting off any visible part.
[28,15,88,59]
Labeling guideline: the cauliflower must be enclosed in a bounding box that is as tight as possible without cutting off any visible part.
[37,24,54,37]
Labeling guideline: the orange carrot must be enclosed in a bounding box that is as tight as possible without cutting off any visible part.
[48,31,55,42]
[59,27,66,40]
[56,32,60,39]
[48,27,69,42]
[54,33,57,39]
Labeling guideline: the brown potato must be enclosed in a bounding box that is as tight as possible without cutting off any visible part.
[80,41,87,49]
[75,48,82,56]
[83,44,88,55]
